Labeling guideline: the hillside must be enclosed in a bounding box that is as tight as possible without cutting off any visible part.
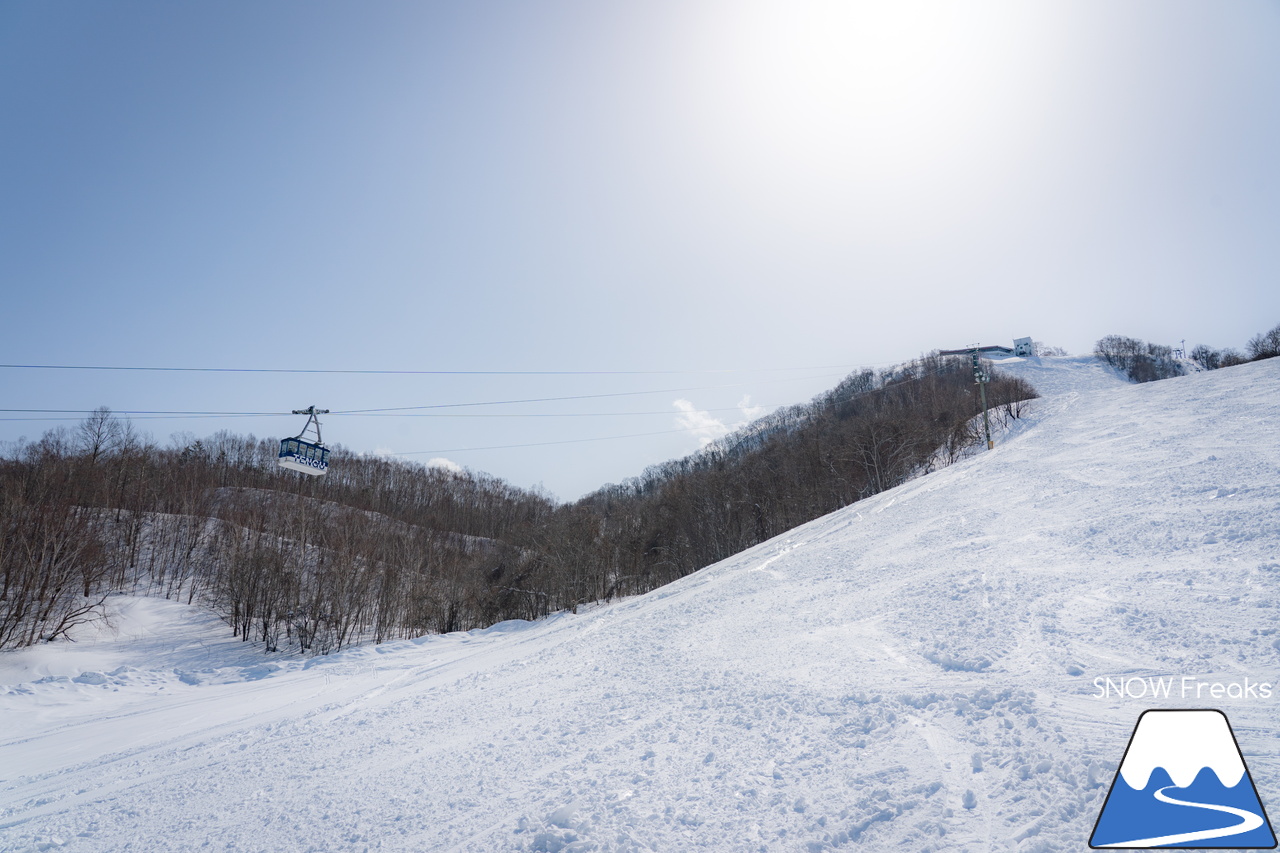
[0,354,1036,654]
[2,357,1279,852]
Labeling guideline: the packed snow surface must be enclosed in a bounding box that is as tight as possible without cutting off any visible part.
[3,357,1280,852]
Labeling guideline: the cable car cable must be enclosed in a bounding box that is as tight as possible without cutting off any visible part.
[392,427,717,455]
[0,405,776,422]
[329,375,839,415]
[0,371,847,419]
[0,362,867,376]
[0,360,968,422]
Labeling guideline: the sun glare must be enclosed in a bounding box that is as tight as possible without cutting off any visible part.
[676,1,1046,206]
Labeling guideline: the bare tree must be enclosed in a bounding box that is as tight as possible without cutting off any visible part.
[75,407,125,464]
[0,452,110,649]
[1191,344,1222,371]
[1247,323,1280,361]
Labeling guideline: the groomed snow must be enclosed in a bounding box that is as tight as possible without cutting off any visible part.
[2,357,1279,852]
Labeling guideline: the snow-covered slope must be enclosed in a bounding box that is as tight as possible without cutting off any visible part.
[988,353,1132,398]
[2,359,1279,852]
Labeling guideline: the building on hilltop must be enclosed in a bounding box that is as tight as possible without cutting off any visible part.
[939,337,1036,359]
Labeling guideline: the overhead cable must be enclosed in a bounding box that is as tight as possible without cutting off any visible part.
[0,362,861,376]
[392,428,702,455]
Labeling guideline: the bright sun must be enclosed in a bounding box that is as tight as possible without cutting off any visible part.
[671,1,1052,205]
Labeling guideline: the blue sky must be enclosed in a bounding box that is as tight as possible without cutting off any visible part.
[2,1,1278,499]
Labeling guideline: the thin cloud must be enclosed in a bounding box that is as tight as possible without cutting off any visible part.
[737,394,766,421]
[673,399,731,447]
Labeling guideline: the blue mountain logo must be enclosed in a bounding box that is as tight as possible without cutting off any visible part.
[1091,709,1276,848]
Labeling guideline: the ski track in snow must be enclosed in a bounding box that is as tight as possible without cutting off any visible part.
[2,357,1280,852]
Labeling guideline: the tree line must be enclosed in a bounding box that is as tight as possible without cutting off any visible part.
[1190,321,1280,370]
[1095,321,1280,382]
[1,412,557,653]
[1,354,1036,653]
[567,354,1036,600]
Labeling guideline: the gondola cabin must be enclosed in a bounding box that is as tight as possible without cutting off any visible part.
[278,438,329,476]
[279,405,331,476]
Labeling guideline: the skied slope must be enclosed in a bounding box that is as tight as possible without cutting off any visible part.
[2,359,1279,852]
[987,352,1132,397]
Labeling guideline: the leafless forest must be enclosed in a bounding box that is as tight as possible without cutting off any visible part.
[1,354,1036,653]
[1098,322,1280,381]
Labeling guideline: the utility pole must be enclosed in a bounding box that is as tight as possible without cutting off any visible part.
[971,350,993,450]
